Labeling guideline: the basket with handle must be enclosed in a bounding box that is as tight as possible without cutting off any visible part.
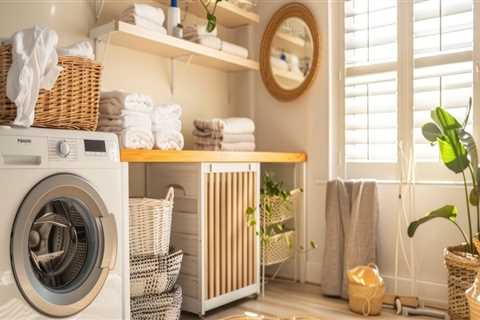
[129,188,175,257]
[130,249,183,297]
[0,44,101,130]
[347,263,385,316]
[130,285,183,320]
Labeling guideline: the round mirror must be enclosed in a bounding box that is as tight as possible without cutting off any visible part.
[260,3,319,101]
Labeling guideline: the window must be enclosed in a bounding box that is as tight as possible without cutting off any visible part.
[339,0,476,178]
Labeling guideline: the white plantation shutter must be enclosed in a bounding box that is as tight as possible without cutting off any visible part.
[413,0,473,161]
[345,0,398,161]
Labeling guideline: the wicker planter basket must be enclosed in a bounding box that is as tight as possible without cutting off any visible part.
[0,44,101,130]
[262,230,295,266]
[130,285,183,320]
[130,249,183,297]
[261,194,297,225]
[129,188,174,257]
[444,245,480,320]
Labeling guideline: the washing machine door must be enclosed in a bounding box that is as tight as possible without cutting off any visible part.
[10,173,118,318]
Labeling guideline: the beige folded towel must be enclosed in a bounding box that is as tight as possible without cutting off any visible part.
[193,133,254,145]
[195,141,255,151]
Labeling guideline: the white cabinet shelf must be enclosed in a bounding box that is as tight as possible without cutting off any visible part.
[90,21,259,72]
[97,0,259,28]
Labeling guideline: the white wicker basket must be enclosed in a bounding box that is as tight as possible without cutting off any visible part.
[130,286,183,320]
[261,193,297,225]
[262,230,295,266]
[129,188,174,257]
[130,249,183,297]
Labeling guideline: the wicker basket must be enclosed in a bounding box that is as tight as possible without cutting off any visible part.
[130,249,183,297]
[467,279,480,320]
[130,285,183,320]
[444,245,480,320]
[0,44,101,130]
[262,230,295,266]
[129,188,174,257]
[261,193,297,225]
[347,264,385,316]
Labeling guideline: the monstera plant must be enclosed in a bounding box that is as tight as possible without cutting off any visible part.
[408,98,478,253]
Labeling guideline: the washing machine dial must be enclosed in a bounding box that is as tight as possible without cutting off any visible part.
[57,140,71,158]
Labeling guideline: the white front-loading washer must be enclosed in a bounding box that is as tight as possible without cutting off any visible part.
[0,127,129,319]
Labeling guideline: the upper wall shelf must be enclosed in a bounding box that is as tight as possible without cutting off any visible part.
[120,149,307,163]
[97,1,259,28]
[90,21,259,72]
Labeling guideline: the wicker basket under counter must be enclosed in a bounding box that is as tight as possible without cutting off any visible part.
[261,193,297,225]
[0,44,101,130]
[262,230,295,266]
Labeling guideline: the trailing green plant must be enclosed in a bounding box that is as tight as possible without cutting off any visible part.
[199,0,222,32]
[407,98,479,254]
[246,172,316,251]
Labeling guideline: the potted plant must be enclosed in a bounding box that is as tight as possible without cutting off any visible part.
[407,99,480,320]
[199,0,222,32]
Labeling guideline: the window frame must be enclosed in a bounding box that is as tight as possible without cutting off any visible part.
[332,0,480,182]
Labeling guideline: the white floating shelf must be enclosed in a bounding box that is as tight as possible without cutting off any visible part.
[90,21,259,72]
[274,32,306,50]
[97,0,259,28]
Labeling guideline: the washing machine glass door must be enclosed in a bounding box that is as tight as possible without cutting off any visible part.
[11,173,118,318]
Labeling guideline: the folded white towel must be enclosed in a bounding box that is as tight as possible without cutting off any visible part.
[100,91,154,115]
[120,16,167,34]
[184,24,217,37]
[57,40,94,60]
[151,104,182,122]
[221,41,249,59]
[153,131,184,150]
[120,128,154,150]
[222,118,255,134]
[7,26,62,127]
[99,112,151,130]
[120,4,165,25]
[189,35,222,50]
[101,90,154,106]
[152,119,182,133]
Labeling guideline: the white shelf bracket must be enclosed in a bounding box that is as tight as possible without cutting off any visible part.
[94,33,111,64]
[169,54,195,96]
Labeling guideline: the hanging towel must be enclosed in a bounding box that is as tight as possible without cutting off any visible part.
[221,41,249,59]
[6,26,62,127]
[57,40,94,60]
[321,179,379,299]
[120,128,154,149]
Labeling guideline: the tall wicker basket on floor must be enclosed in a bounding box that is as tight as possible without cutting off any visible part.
[444,245,480,320]
[0,44,101,130]
[130,285,183,320]
[129,188,175,257]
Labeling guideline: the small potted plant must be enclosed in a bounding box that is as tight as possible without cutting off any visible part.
[407,99,480,320]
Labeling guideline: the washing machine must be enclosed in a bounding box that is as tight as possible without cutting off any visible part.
[0,127,130,319]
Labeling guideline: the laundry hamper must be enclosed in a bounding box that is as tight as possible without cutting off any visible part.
[130,249,183,298]
[262,230,295,266]
[129,188,175,256]
[0,44,101,130]
[130,285,183,320]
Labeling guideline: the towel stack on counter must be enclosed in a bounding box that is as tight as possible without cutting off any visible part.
[193,118,255,151]
[98,91,154,149]
[151,104,184,150]
[119,4,166,35]
[183,25,249,59]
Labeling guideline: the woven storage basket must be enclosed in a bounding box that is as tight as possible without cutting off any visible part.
[467,289,480,320]
[261,193,297,225]
[347,264,385,316]
[130,249,183,297]
[262,230,295,266]
[130,285,182,320]
[444,245,480,320]
[129,188,174,257]
[0,44,101,130]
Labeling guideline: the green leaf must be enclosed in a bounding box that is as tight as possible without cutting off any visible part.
[206,13,216,32]
[470,188,479,206]
[309,240,317,249]
[438,137,469,173]
[407,205,458,238]
[459,128,478,180]
[246,207,255,215]
[431,107,462,132]
[422,122,442,143]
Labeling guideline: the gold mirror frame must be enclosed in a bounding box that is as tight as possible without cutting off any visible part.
[260,3,320,102]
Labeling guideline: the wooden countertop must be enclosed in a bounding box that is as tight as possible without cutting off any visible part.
[120,149,307,163]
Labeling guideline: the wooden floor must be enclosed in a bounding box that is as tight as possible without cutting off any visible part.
[181,280,435,319]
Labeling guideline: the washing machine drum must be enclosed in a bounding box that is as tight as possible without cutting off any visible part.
[11,174,117,318]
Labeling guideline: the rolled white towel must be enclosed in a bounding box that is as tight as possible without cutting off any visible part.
[120,4,165,25]
[153,131,184,150]
[101,91,153,106]
[152,119,182,133]
[100,91,153,114]
[99,112,151,130]
[221,41,249,59]
[151,104,182,122]
[57,40,94,60]
[120,128,154,150]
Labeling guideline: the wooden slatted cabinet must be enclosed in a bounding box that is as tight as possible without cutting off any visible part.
[146,163,260,316]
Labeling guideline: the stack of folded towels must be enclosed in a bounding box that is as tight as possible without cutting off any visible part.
[151,104,184,150]
[97,91,154,150]
[119,4,166,35]
[183,25,249,59]
[193,118,255,151]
